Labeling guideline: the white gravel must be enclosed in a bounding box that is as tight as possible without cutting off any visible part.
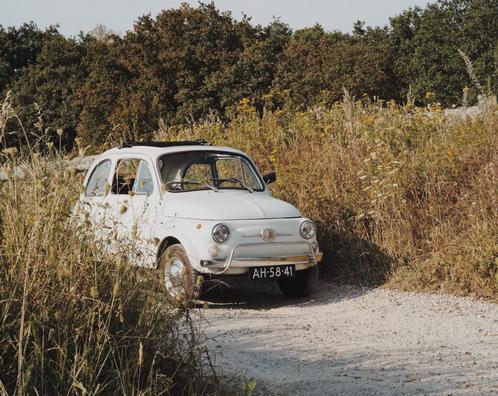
[200,281,498,395]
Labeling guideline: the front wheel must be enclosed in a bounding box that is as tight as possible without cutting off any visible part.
[158,243,200,302]
[277,265,318,298]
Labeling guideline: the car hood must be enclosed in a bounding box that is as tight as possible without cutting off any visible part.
[163,190,301,220]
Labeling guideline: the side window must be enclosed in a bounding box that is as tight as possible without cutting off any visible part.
[133,161,154,194]
[112,159,154,195]
[85,160,111,197]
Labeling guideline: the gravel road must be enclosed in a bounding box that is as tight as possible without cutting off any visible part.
[200,280,498,395]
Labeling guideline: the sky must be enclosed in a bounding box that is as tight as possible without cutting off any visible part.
[1,0,434,36]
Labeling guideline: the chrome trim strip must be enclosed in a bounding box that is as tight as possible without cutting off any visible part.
[233,255,310,262]
[241,233,293,238]
[213,255,309,265]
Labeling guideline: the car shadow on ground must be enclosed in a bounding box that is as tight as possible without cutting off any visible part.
[198,278,372,310]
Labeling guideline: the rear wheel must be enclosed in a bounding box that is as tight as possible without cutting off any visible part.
[158,243,200,302]
[277,265,318,298]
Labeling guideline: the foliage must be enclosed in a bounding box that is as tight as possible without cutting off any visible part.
[0,0,496,148]
[390,0,498,105]
[274,25,396,107]
[156,98,498,299]
[0,23,60,94]
[8,35,86,148]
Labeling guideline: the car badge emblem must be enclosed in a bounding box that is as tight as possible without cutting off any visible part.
[261,228,277,241]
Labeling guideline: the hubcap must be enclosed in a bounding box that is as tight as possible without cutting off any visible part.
[164,257,187,296]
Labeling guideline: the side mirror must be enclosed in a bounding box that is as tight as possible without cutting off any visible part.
[263,171,277,184]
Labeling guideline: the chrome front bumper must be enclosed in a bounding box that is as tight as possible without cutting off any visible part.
[200,241,323,275]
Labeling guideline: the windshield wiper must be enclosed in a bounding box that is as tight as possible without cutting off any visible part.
[166,179,217,191]
[211,177,253,193]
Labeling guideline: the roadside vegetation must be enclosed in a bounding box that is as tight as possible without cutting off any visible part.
[1,95,496,394]
[157,95,497,298]
[0,0,497,393]
[0,115,221,394]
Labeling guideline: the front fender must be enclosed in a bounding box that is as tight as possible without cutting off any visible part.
[153,224,207,271]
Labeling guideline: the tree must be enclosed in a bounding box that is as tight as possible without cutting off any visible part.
[390,0,498,105]
[0,23,60,96]
[273,25,343,107]
[274,25,396,107]
[219,20,292,111]
[105,3,255,135]
[74,35,130,147]
[2,0,497,150]
[9,35,86,147]
[389,7,423,102]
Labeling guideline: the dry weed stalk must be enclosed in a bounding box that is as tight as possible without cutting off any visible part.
[458,49,484,96]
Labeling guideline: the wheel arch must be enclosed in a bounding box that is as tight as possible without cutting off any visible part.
[157,236,180,255]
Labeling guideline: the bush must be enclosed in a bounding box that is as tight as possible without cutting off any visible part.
[156,97,498,299]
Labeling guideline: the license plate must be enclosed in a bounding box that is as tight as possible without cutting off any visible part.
[249,265,296,280]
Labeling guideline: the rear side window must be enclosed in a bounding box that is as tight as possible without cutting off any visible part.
[85,160,111,197]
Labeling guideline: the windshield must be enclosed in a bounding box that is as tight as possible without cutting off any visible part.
[158,151,264,192]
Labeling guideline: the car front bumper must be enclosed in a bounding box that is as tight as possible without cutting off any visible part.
[199,241,323,275]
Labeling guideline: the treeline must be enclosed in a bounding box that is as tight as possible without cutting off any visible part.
[0,0,496,148]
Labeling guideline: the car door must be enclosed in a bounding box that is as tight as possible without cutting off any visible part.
[104,157,159,266]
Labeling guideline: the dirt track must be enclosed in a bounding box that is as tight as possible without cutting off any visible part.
[201,281,498,395]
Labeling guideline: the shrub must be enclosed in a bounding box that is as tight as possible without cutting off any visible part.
[156,97,498,298]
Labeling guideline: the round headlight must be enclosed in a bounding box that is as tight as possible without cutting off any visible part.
[212,223,230,243]
[300,220,316,240]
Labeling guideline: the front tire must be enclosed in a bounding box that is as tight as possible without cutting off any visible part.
[158,243,200,302]
[277,265,318,298]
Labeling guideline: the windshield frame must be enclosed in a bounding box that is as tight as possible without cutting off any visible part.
[157,150,266,193]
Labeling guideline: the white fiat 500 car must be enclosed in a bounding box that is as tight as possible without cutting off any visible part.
[77,140,322,299]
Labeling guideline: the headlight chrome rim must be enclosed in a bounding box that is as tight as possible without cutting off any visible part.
[300,220,316,240]
[212,223,230,243]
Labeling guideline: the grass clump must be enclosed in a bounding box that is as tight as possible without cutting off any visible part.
[0,151,218,392]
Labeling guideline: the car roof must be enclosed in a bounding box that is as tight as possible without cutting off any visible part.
[100,145,247,161]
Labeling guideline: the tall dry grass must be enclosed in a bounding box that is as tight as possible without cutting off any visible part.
[0,93,496,394]
[0,109,219,394]
[157,96,498,299]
